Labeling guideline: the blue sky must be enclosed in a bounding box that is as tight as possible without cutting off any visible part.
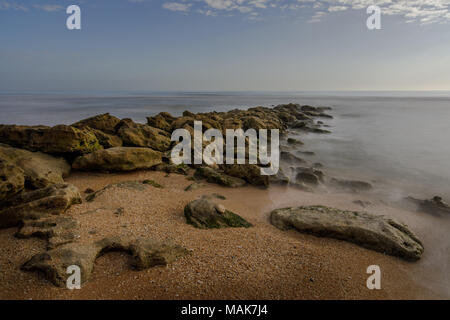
[1,0,450,92]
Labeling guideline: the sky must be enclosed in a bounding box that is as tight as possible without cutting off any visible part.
[1,0,450,92]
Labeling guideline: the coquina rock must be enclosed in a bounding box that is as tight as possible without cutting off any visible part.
[194,166,246,188]
[0,144,70,189]
[72,113,121,134]
[0,159,25,202]
[22,237,188,287]
[0,183,81,228]
[115,118,171,151]
[0,124,102,155]
[270,205,424,261]
[222,164,269,187]
[184,195,252,229]
[72,147,162,172]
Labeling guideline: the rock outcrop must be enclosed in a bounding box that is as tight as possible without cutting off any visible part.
[22,237,188,287]
[0,159,25,202]
[16,215,77,249]
[115,119,171,151]
[270,205,423,261]
[222,164,269,187]
[0,183,82,228]
[72,113,121,135]
[0,125,102,155]
[72,147,162,172]
[184,196,252,229]
[0,144,70,189]
[194,166,246,188]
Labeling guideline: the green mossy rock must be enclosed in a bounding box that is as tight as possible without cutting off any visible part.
[72,147,162,172]
[194,166,245,188]
[184,196,252,229]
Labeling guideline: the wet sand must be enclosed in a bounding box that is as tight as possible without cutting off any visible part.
[0,170,445,300]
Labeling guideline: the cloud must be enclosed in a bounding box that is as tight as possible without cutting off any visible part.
[163,2,192,12]
[33,4,63,12]
[0,1,27,11]
[156,0,450,25]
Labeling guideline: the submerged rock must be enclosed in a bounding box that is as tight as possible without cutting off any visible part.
[72,147,162,172]
[0,124,102,155]
[407,196,450,216]
[0,183,81,228]
[184,196,252,229]
[22,236,188,287]
[330,178,373,192]
[0,144,70,189]
[270,205,423,261]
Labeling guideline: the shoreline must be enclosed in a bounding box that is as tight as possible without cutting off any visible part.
[0,170,442,299]
[0,103,448,299]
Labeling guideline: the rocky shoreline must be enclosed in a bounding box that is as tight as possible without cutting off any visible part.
[0,103,444,297]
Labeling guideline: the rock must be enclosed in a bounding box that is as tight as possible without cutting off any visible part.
[72,113,121,135]
[280,151,306,164]
[0,125,102,155]
[146,114,172,132]
[184,196,252,229]
[287,138,303,145]
[153,163,189,175]
[15,216,77,249]
[85,181,148,202]
[72,147,162,172]
[270,205,423,261]
[182,110,195,117]
[353,200,372,208]
[269,168,290,185]
[296,172,320,186]
[22,236,188,286]
[142,179,163,188]
[407,196,450,216]
[0,183,81,228]
[184,182,204,191]
[330,178,373,191]
[194,167,246,188]
[84,188,95,194]
[0,144,70,189]
[115,118,171,151]
[222,164,269,187]
[0,159,25,202]
[90,129,123,149]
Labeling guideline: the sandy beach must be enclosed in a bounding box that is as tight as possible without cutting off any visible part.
[0,169,443,300]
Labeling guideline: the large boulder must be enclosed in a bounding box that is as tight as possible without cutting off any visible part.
[90,129,123,149]
[270,205,424,261]
[184,196,252,229]
[194,166,246,188]
[22,236,188,287]
[146,114,172,132]
[72,113,121,134]
[115,119,171,151]
[0,144,70,189]
[0,183,81,228]
[0,125,102,155]
[0,159,25,202]
[72,147,162,172]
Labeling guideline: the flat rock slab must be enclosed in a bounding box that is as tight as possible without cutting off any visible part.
[0,183,82,228]
[270,205,423,261]
[22,237,188,287]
